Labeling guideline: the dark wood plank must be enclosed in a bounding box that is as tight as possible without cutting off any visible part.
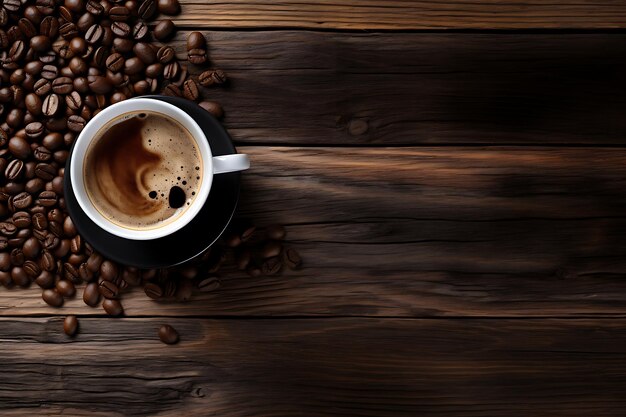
[174,1,626,29]
[168,32,626,145]
[1,317,626,416]
[3,147,626,317]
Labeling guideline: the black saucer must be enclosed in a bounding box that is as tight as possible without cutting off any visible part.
[64,95,240,268]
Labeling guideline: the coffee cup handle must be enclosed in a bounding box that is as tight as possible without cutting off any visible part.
[212,154,250,174]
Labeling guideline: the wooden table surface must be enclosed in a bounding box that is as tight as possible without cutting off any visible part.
[3,1,626,416]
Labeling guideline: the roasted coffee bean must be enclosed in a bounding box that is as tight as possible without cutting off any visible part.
[63,215,77,236]
[42,93,60,116]
[77,12,95,32]
[158,0,180,14]
[22,237,41,259]
[187,48,207,65]
[163,61,179,80]
[12,211,30,228]
[143,63,161,79]
[111,21,130,37]
[83,281,100,306]
[32,212,47,230]
[132,21,148,40]
[187,31,206,50]
[85,0,103,14]
[35,163,55,180]
[197,276,220,292]
[112,37,133,53]
[198,101,223,118]
[44,234,59,250]
[6,109,24,128]
[121,268,141,286]
[23,5,42,24]
[182,78,199,101]
[0,270,11,287]
[63,262,79,283]
[64,0,84,12]
[6,182,24,195]
[202,69,226,87]
[69,56,88,75]
[132,42,155,64]
[65,91,82,111]
[78,262,93,282]
[25,178,45,194]
[261,256,282,276]
[59,22,78,40]
[41,64,58,80]
[40,249,55,271]
[0,252,10,270]
[25,122,45,140]
[49,221,63,238]
[38,190,57,206]
[144,282,163,299]
[11,266,29,287]
[10,248,25,265]
[33,146,52,161]
[10,68,26,85]
[162,83,181,97]
[13,192,32,209]
[42,289,63,307]
[86,252,103,273]
[110,92,126,104]
[34,78,51,96]
[100,260,118,282]
[262,241,282,259]
[63,315,78,336]
[5,160,24,180]
[45,117,67,132]
[69,235,82,253]
[35,270,54,288]
[138,0,156,19]
[52,77,73,94]
[30,35,51,52]
[92,46,108,68]
[87,75,112,94]
[109,5,130,21]
[153,19,175,41]
[99,280,119,299]
[156,45,174,63]
[283,248,302,270]
[67,115,86,132]
[56,279,75,297]
[124,56,144,75]
[224,233,241,248]
[51,177,64,195]
[85,24,103,44]
[25,93,42,115]
[102,299,123,316]
[158,324,179,344]
[3,0,21,12]
[23,260,40,277]
[9,40,26,61]
[58,5,73,21]
[19,18,37,38]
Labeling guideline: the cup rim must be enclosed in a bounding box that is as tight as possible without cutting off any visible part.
[69,98,214,240]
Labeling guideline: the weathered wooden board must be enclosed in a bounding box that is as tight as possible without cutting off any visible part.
[165,32,626,145]
[173,1,626,30]
[2,147,626,317]
[1,317,626,416]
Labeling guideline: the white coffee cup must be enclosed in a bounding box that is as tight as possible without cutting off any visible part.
[69,98,250,240]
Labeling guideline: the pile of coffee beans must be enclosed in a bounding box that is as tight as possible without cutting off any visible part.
[0,0,301,344]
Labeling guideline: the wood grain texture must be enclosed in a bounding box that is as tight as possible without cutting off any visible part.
[1,317,625,416]
[173,0,626,29]
[3,147,626,317]
[166,31,626,145]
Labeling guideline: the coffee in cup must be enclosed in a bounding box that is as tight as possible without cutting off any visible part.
[83,111,202,230]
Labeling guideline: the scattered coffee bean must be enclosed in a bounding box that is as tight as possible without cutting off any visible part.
[144,282,163,299]
[261,256,282,276]
[158,324,179,344]
[102,299,123,316]
[56,279,75,298]
[197,276,220,292]
[283,248,302,270]
[63,315,78,336]
[183,78,199,101]
[153,19,175,41]
[99,279,119,299]
[83,282,100,306]
[198,101,224,118]
[42,289,63,307]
